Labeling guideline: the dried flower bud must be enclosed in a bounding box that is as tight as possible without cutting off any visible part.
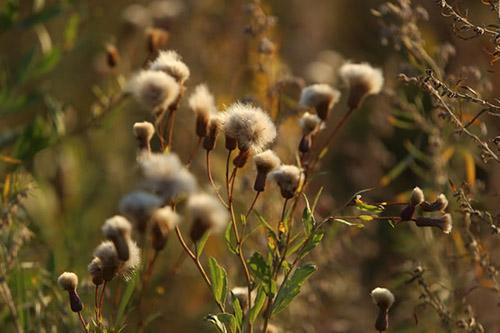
[133,122,155,152]
[339,62,383,109]
[88,257,104,286]
[187,193,229,243]
[102,216,133,261]
[58,272,83,313]
[299,84,340,120]
[203,115,221,151]
[146,27,170,53]
[105,44,119,68]
[421,193,448,212]
[150,206,180,251]
[415,214,453,234]
[410,187,425,207]
[253,150,281,192]
[299,112,322,137]
[399,204,415,221]
[269,165,302,199]
[370,287,395,332]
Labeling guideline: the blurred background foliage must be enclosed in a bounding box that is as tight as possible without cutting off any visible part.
[0,0,499,332]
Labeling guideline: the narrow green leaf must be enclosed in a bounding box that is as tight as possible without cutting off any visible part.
[299,231,324,259]
[114,272,138,327]
[196,231,210,258]
[272,264,316,315]
[224,222,237,254]
[231,295,243,332]
[333,218,364,228]
[249,286,266,323]
[208,257,228,306]
[247,252,272,294]
[205,314,229,333]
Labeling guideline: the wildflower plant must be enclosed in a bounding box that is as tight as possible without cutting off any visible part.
[1,1,499,333]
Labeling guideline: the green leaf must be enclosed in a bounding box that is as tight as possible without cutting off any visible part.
[64,13,80,49]
[302,195,314,235]
[272,264,316,315]
[299,231,324,259]
[247,252,272,294]
[196,231,210,258]
[249,286,266,324]
[205,314,229,333]
[231,295,243,332]
[224,222,237,254]
[20,4,62,29]
[208,257,228,306]
[333,218,364,228]
[114,272,138,327]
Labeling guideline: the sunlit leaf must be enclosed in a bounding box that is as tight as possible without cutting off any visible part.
[272,264,316,315]
[208,257,228,306]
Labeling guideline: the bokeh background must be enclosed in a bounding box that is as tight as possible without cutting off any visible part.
[1,0,499,332]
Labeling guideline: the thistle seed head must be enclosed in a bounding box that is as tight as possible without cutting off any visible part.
[119,191,162,233]
[57,272,78,291]
[88,257,104,286]
[149,50,190,84]
[222,102,277,153]
[151,206,180,251]
[187,193,229,242]
[189,84,217,138]
[339,62,383,109]
[299,112,323,136]
[269,165,302,199]
[370,287,395,309]
[127,70,180,112]
[133,121,155,151]
[299,84,341,120]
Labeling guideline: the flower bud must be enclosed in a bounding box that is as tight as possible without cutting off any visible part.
[421,193,448,212]
[370,287,395,332]
[410,187,425,207]
[203,117,221,151]
[133,122,155,152]
[150,207,180,251]
[415,214,453,234]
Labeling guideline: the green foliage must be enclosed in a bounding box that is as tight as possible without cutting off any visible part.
[208,257,229,307]
[272,264,317,315]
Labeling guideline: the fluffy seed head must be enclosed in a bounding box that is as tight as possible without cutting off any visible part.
[410,187,425,207]
[189,84,217,137]
[138,153,197,202]
[415,214,453,234]
[102,215,132,239]
[254,150,281,174]
[58,272,78,291]
[339,62,383,109]
[203,114,223,151]
[441,213,453,234]
[151,206,180,250]
[133,122,155,149]
[187,193,229,242]
[127,70,180,111]
[119,191,162,233]
[88,257,104,286]
[120,239,141,280]
[299,84,341,120]
[299,112,323,136]
[149,50,190,84]
[371,287,395,309]
[93,241,120,281]
[269,165,302,199]
[222,103,277,153]
[422,193,449,212]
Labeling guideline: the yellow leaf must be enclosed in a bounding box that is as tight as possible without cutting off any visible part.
[462,151,476,187]
[359,215,374,221]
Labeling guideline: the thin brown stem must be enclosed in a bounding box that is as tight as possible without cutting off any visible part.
[225,150,232,197]
[94,285,100,326]
[174,226,225,311]
[98,281,107,323]
[78,312,89,333]
[245,191,261,220]
[164,107,176,151]
[206,151,229,208]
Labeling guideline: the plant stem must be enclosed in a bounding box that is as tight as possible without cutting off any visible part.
[94,285,100,326]
[164,107,176,151]
[78,312,89,333]
[206,151,228,208]
[245,191,261,220]
[174,226,225,312]
[98,281,107,323]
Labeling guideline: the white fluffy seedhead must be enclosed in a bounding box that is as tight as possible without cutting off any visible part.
[127,70,180,111]
[102,215,132,239]
[269,165,302,199]
[222,103,277,153]
[133,122,155,141]
[120,239,141,280]
[152,206,180,232]
[189,84,216,117]
[436,194,449,211]
[299,112,323,136]
[370,287,395,309]
[339,62,383,109]
[410,187,425,207]
[187,193,229,234]
[138,153,197,202]
[58,272,78,291]
[254,150,281,174]
[119,191,162,232]
[149,50,190,84]
[299,84,341,120]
